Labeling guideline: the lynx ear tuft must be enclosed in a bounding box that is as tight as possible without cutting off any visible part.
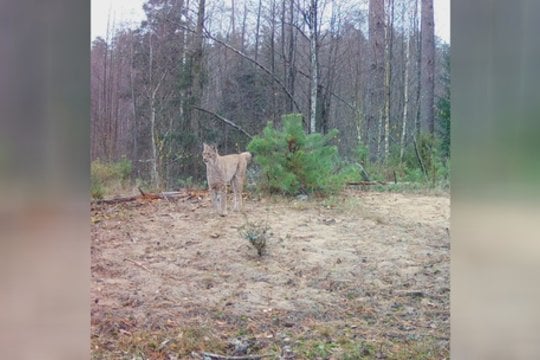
[203,143,218,152]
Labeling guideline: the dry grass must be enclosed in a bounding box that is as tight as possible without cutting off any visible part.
[91,188,449,359]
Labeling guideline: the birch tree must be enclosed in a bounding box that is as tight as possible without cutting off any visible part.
[400,0,411,162]
[307,0,320,134]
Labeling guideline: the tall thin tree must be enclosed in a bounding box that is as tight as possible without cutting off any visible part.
[368,0,385,162]
[420,0,435,134]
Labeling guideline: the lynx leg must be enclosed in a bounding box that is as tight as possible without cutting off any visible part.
[232,176,244,211]
[210,183,226,215]
[219,188,228,216]
[211,190,218,210]
[209,184,219,211]
[231,178,239,211]
[215,183,227,216]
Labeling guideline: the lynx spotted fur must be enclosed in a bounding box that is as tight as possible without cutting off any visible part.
[202,143,252,216]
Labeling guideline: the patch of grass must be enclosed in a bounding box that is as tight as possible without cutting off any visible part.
[296,339,337,359]
[91,157,132,199]
[91,181,105,200]
[321,194,364,214]
[321,195,340,209]
[92,325,227,359]
[295,337,446,360]
[289,321,447,360]
[296,337,379,360]
[388,338,448,360]
[339,340,377,359]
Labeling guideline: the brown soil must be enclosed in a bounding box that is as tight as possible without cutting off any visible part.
[91,188,449,359]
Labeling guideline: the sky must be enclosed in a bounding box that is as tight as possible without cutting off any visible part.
[91,0,450,43]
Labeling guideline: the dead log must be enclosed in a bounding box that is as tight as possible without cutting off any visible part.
[91,189,191,206]
[346,181,387,186]
[92,195,141,205]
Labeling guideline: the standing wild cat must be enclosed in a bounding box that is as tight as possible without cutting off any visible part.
[202,143,252,216]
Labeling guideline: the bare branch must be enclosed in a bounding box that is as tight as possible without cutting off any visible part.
[178,24,301,113]
[192,106,253,139]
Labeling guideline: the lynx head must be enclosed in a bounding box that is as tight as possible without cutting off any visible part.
[202,143,218,164]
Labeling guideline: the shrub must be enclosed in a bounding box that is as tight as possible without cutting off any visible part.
[416,133,448,186]
[239,219,270,256]
[90,157,132,199]
[247,114,354,196]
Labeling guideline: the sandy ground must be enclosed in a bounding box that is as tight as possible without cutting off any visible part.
[91,188,449,359]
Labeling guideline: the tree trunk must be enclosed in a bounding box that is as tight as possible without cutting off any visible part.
[420,0,435,134]
[309,0,319,134]
[112,40,121,160]
[414,0,421,136]
[286,0,295,113]
[107,16,117,160]
[150,94,159,188]
[101,12,110,160]
[368,0,385,162]
[190,0,206,179]
[240,1,247,55]
[320,0,339,135]
[148,34,160,188]
[281,0,287,112]
[230,0,236,39]
[129,31,138,164]
[270,0,277,125]
[254,0,262,61]
[400,14,410,162]
[382,0,394,163]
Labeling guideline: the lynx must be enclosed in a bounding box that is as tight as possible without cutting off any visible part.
[202,143,252,216]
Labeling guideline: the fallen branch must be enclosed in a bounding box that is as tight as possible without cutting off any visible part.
[394,289,426,297]
[138,187,162,200]
[92,195,141,205]
[201,353,272,360]
[347,181,386,186]
[355,163,371,181]
[91,189,191,206]
[124,258,152,272]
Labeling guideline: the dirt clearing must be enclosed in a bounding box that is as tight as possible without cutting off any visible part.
[91,189,449,359]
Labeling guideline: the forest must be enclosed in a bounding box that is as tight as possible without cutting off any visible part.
[90,1,450,358]
[90,0,450,193]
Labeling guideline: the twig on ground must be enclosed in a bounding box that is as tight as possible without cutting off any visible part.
[124,258,152,272]
[200,353,272,360]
